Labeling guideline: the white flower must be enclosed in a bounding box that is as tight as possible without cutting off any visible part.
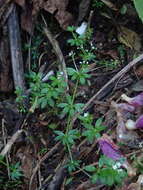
[76,22,87,35]
[112,162,122,170]
[57,71,64,79]
[84,112,89,117]
[69,51,73,56]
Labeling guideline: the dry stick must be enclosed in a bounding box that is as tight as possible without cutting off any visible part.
[2,119,10,179]
[0,0,11,21]
[8,4,26,90]
[43,27,68,89]
[0,129,23,156]
[29,142,61,190]
[72,53,143,124]
[48,160,67,190]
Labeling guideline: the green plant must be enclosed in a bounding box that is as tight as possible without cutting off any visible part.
[65,159,81,173]
[67,66,90,85]
[58,95,84,117]
[133,0,143,23]
[15,87,27,113]
[84,155,127,186]
[55,129,80,147]
[57,64,90,128]
[118,45,126,60]
[92,0,104,8]
[23,32,44,70]
[67,26,96,63]
[10,162,23,180]
[0,156,23,189]
[38,148,48,155]
[98,59,120,70]
[80,116,106,142]
[25,71,67,112]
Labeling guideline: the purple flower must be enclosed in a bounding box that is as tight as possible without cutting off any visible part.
[98,134,123,161]
[121,92,143,108]
[98,134,136,176]
[126,115,143,130]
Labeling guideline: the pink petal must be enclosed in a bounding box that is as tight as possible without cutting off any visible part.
[136,115,143,129]
[121,92,143,107]
[98,134,123,160]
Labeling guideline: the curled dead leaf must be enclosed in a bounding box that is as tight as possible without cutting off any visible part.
[118,26,141,51]
[15,0,74,33]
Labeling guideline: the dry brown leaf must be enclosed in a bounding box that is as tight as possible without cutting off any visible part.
[55,10,73,30]
[43,0,69,14]
[16,145,37,190]
[43,0,73,29]
[118,26,141,51]
[135,65,143,78]
[14,0,25,7]
[21,5,33,34]
[77,0,91,24]
[15,0,73,33]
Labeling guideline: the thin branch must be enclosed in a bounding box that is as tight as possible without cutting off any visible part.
[43,27,69,89]
[71,53,143,124]
[0,129,23,156]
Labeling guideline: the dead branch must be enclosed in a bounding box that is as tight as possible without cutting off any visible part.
[47,164,67,190]
[43,27,68,89]
[8,4,26,90]
[0,129,23,156]
[29,142,61,190]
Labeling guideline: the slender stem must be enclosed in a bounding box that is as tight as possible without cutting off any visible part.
[29,96,38,113]
[66,80,79,133]
[67,143,73,162]
[0,159,8,167]
[77,166,92,178]
[72,53,78,71]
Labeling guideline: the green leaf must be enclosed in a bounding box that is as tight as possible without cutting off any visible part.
[48,98,55,107]
[67,26,76,32]
[84,165,96,172]
[79,77,86,84]
[58,103,68,108]
[54,130,64,137]
[120,4,127,15]
[10,162,23,180]
[74,103,84,111]
[95,118,103,127]
[67,68,77,76]
[133,0,143,22]
[91,173,98,184]
[66,95,73,104]
[69,108,75,116]
[65,177,73,185]
[41,88,48,93]
[41,99,47,108]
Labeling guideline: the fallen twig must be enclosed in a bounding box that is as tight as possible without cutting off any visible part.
[29,142,61,190]
[47,159,67,190]
[71,53,143,124]
[0,129,23,156]
[2,119,10,179]
[43,26,69,89]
